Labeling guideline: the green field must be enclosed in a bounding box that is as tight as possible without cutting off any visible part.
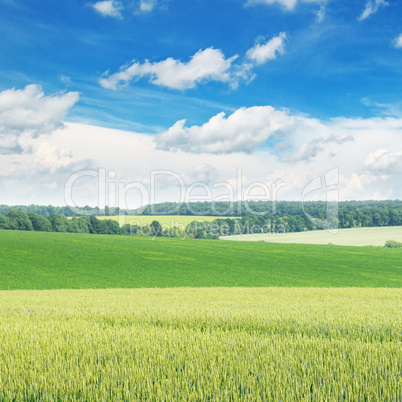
[0,230,401,289]
[96,214,219,227]
[1,230,401,399]
[221,226,402,246]
[0,288,400,400]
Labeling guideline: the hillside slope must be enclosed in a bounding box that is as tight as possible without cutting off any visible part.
[0,230,401,289]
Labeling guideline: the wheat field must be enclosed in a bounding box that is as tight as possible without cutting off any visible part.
[0,287,400,400]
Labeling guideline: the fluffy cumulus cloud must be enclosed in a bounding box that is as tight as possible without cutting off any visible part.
[2,92,402,204]
[92,0,124,18]
[357,0,388,21]
[2,113,402,205]
[0,85,79,154]
[151,108,402,200]
[393,34,402,49]
[100,33,288,91]
[365,149,402,174]
[99,48,238,90]
[246,33,287,65]
[156,106,296,154]
[156,106,359,159]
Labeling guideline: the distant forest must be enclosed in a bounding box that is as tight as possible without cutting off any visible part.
[1,199,402,219]
[0,200,401,239]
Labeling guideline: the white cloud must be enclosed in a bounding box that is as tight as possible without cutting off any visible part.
[2,114,402,206]
[315,4,325,22]
[0,85,79,154]
[92,0,124,18]
[365,149,402,174]
[156,106,296,154]
[139,0,156,12]
[340,173,381,196]
[280,132,354,162]
[2,102,402,205]
[155,103,358,160]
[246,33,287,65]
[99,48,238,90]
[33,142,76,173]
[183,164,219,185]
[100,34,288,91]
[230,63,256,89]
[284,141,323,162]
[392,34,402,49]
[323,134,354,144]
[357,0,388,21]
[246,0,323,11]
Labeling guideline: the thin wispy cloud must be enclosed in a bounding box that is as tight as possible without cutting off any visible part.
[139,0,156,13]
[392,34,402,48]
[246,0,323,11]
[92,0,124,18]
[315,4,326,23]
[284,134,354,162]
[357,0,388,21]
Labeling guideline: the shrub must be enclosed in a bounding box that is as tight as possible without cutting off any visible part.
[383,240,402,248]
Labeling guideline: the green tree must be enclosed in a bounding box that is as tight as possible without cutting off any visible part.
[48,215,69,232]
[28,213,52,232]
[67,217,91,233]
[6,210,33,231]
[104,219,120,235]
[0,214,8,229]
[150,220,162,237]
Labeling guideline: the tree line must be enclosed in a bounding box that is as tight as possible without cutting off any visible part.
[0,210,185,238]
[185,203,402,239]
[0,211,122,235]
[0,204,121,217]
[1,200,401,219]
[1,199,402,240]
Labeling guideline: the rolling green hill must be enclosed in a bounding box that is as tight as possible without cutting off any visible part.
[0,230,401,289]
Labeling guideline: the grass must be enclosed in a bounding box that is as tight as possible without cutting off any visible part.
[0,288,400,400]
[96,215,220,228]
[0,230,401,289]
[221,226,402,247]
[1,230,401,399]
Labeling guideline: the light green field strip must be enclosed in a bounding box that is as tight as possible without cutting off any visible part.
[0,288,400,400]
[97,214,221,227]
[221,226,402,247]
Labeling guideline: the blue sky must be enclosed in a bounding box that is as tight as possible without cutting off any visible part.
[0,0,402,206]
